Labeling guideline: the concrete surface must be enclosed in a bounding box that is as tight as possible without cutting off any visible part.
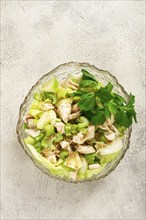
[1,1,145,220]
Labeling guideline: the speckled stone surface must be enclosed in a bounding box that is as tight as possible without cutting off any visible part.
[1,1,145,220]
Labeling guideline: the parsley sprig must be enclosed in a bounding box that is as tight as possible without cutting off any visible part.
[73,69,137,128]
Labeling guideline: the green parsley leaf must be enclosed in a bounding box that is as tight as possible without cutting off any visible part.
[84,153,97,164]
[78,93,96,111]
[81,69,97,82]
[91,109,106,125]
[106,82,113,92]
[96,87,113,103]
[122,94,135,111]
[121,94,137,123]
[79,79,97,87]
[107,100,117,115]
[71,89,87,97]
[115,110,130,128]
[104,104,111,118]
[113,93,126,105]
[72,70,137,128]
[79,79,99,92]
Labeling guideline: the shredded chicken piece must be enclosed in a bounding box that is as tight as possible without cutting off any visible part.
[69,111,80,120]
[73,125,95,144]
[23,113,34,123]
[97,115,119,141]
[109,124,119,134]
[85,125,95,140]
[60,140,72,153]
[27,119,36,129]
[104,130,117,141]
[54,122,65,134]
[89,164,101,170]
[25,129,40,138]
[47,154,57,164]
[54,149,61,157]
[41,103,54,111]
[64,152,82,170]
[42,148,50,157]
[61,79,79,90]
[94,142,107,152]
[76,145,95,154]
[71,104,80,113]
[73,132,85,144]
[58,103,71,123]
[97,124,108,131]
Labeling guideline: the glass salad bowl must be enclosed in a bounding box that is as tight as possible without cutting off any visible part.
[16,62,132,183]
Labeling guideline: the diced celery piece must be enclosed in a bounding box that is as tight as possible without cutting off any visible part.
[71,124,78,134]
[77,116,89,129]
[33,92,42,101]
[29,109,42,118]
[35,147,42,153]
[34,141,41,148]
[80,128,87,134]
[60,150,69,159]
[53,134,63,143]
[44,92,57,104]
[44,124,55,136]
[29,100,40,110]
[34,141,43,150]
[44,98,51,103]
[37,112,50,129]
[55,118,61,122]
[24,136,35,145]
[84,153,97,165]
[37,110,56,129]
[55,158,64,166]
[35,133,44,142]
[42,78,58,93]
[65,123,72,136]
[57,87,73,99]
[41,137,48,148]
[48,110,57,121]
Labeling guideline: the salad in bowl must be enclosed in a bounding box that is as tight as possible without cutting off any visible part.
[17,62,136,182]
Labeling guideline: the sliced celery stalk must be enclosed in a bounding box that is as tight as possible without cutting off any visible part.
[24,136,35,145]
[42,78,58,93]
[44,124,55,136]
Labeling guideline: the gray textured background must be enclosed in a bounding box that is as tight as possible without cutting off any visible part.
[1,1,145,220]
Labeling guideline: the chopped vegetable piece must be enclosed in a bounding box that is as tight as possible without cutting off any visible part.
[24,136,35,145]
[44,92,57,104]
[60,150,69,159]
[42,78,58,93]
[35,133,44,142]
[53,134,63,143]
[84,153,97,165]
[33,93,42,101]
[44,124,55,136]
[77,116,89,129]
[65,123,72,136]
